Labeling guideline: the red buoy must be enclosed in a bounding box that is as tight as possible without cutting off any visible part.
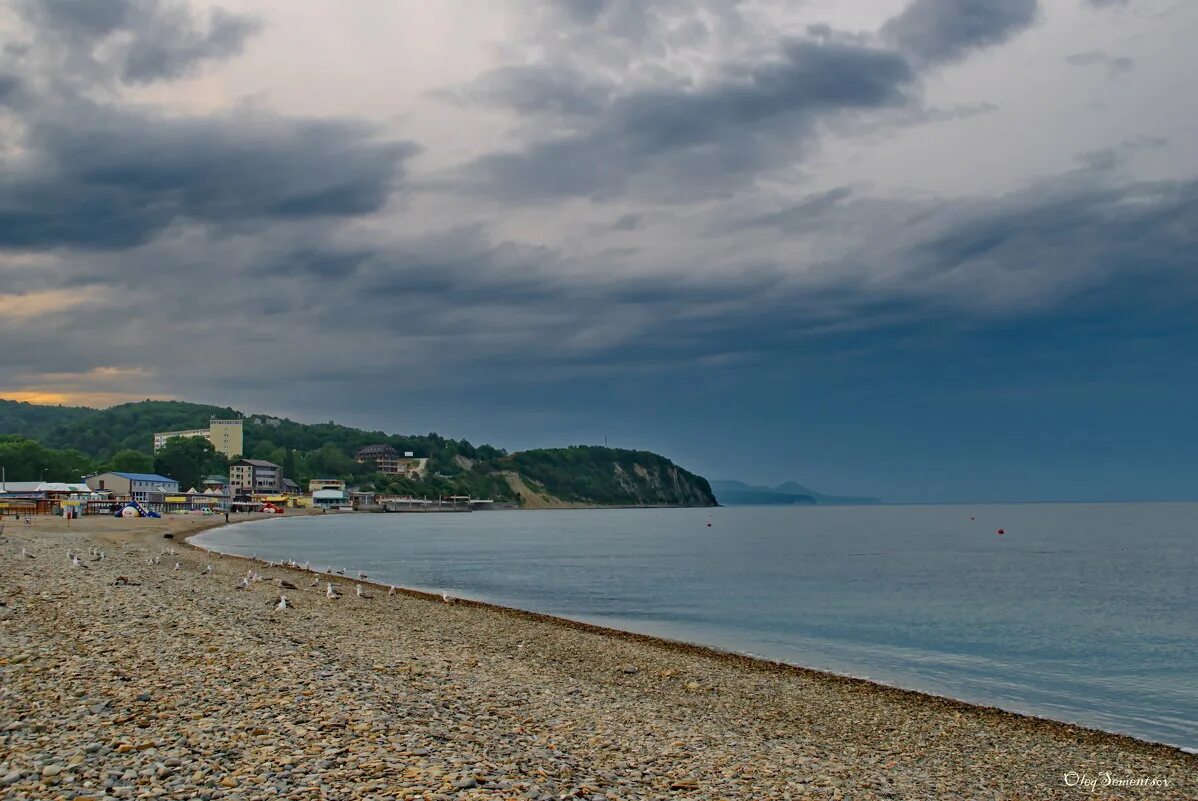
[996,528,1005,535]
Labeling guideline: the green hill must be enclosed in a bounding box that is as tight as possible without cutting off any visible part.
[0,399,716,507]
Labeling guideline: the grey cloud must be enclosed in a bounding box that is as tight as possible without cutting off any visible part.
[1066,51,1134,76]
[882,0,1040,66]
[556,0,608,25]
[0,72,22,105]
[121,7,261,84]
[463,38,914,201]
[15,0,261,85]
[16,0,134,39]
[0,103,417,250]
[436,64,611,119]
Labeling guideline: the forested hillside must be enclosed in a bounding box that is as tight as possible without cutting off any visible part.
[0,399,716,507]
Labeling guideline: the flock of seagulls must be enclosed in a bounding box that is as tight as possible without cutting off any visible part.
[12,539,460,613]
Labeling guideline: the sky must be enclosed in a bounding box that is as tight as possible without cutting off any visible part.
[0,0,1196,503]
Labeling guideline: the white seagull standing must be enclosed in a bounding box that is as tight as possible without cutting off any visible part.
[276,595,289,610]
[173,562,181,571]
[201,565,212,575]
[326,582,340,599]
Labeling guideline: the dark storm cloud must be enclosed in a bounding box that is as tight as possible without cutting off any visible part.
[882,0,1040,66]
[15,0,261,85]
[463,38,914,200]
[0,103,417,250]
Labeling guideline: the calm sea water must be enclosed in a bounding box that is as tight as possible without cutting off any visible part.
[193,503,1197,750]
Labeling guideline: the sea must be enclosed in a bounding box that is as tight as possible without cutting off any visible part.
[192,503,1198,751]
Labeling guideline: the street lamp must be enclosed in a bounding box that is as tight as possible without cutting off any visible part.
[40,467,47,482]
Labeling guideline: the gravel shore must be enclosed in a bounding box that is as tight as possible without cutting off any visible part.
[1,513,1193,800]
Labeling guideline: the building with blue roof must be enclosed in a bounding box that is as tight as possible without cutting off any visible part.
[85,472,180,502]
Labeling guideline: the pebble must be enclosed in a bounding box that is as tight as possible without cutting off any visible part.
[0,516,1191,801]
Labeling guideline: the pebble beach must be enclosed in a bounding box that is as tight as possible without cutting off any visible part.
[1,513,1193,801]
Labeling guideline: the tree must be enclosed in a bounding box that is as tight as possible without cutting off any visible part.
[0,435,96,482]
[110,449,154,473]
[153,437,223,491]
[282,448,297,483]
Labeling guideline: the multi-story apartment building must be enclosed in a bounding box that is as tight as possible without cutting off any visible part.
[153,418,244,458]
[355,444,426,478]
[229,459,282,494]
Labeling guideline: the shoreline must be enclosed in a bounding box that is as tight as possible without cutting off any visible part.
[187,515,1191,757]
[2,511,1193,799]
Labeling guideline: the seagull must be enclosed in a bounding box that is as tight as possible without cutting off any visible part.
[388,585,396,597]
[356,584,371,599]
[173,562,181,571]
[326,582,340,599]
[441,591,453,604]
[310,576,320,587]
[357,571,367,580]
[301,561,310,571]
[21,547,35,559]
[237,576,250,589]
[275,595,289,610]
[201,565,212,575]
[71,554,87,569]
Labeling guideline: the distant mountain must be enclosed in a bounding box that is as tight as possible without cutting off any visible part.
[712,479,880,506]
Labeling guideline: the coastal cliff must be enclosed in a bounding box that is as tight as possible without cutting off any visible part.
[503,446,717,508]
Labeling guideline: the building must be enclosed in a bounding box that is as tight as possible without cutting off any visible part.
[308,478,345,493]
[153,418,244,458]
[355,444,427,478]
[312,488,351,510]
[202,475,228,492]
[229,459,282,493]
[281,478,301,495]
[355,444,400,472]
[85,472,180,502]
[0,482,98,499]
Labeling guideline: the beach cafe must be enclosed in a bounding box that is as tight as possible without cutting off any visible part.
[0,481,101,516]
